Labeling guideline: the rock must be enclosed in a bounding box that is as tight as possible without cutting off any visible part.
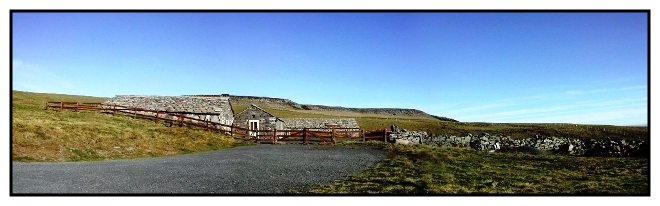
[394,139,409,145]
[390,125,399,133]
[558,143,575,154]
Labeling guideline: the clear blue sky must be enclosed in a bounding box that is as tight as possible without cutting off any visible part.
[11,12,648,126]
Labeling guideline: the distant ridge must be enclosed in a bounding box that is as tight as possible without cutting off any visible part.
[187,94,459,122]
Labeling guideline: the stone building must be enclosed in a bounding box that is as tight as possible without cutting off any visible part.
[233,104,285,131]
[233,105,361,131]
[102,95,235,127]
[103,95,361,133]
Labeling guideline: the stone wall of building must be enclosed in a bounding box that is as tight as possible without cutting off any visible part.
[233,105,284,130]
[281,118,360,129]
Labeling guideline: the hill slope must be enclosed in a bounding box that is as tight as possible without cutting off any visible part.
[191,94,458,121]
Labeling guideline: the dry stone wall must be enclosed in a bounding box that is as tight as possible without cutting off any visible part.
[390,129,649,157]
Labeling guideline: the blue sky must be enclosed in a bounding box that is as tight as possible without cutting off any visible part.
[11,12,648,126]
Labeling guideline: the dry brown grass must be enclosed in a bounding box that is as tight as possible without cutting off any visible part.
[12,90,254,162]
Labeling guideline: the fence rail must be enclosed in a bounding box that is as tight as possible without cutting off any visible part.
[45,101,392,144]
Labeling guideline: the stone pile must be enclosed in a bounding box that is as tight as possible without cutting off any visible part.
[389,129,428,144]
[389,129,649,157]
[496,134,586,155]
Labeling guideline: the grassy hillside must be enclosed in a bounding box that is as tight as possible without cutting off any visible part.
[12,90,254,162]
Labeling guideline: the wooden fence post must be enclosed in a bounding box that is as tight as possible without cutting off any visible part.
[361,130,364,142]
[273,129,277,143]
[303,128,307,144]
[112,104,116,116]
[133,108,137,119]
[155,111,159,123]
[230,124,234,136]
[75,102,79,112]
[60,102,63,112]
[383,129,387,142]
[331,128,336,144]
[44,102,48,110]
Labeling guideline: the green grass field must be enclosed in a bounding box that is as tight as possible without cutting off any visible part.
[311,143,649,194]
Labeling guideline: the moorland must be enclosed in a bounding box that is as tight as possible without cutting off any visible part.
[10,90,649,194]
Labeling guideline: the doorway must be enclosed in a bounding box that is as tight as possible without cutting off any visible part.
[248,120,259,137]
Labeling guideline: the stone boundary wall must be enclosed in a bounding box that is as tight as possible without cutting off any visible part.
[102,95,234,126]
[390,130,649,157]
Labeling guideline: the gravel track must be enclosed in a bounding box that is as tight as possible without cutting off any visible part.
[12,144,387,194]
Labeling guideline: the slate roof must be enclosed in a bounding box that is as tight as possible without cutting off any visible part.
[234,104,284,121]
[103,95,234,116]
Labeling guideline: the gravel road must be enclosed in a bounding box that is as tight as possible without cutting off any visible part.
[12,144,387,194]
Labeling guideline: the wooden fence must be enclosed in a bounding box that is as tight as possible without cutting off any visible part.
[45,102,103,112]
[45,101,392,144]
